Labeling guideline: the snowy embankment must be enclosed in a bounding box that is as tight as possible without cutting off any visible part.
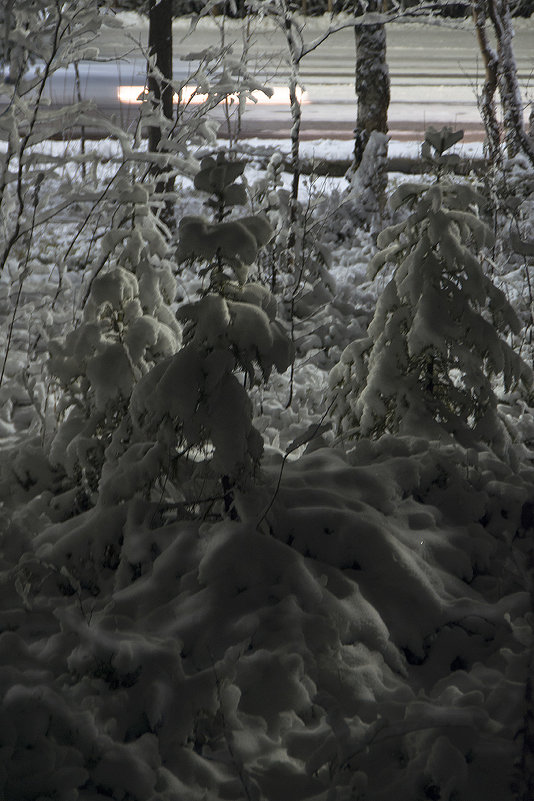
[0,139,533,801]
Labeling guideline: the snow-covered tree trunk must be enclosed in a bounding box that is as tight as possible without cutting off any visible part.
[475,0,534,165]
[349,130,389,228]
[471,0,501,164]
[284,11,303,253]
[487,0,524,158]
[353,0,390,170]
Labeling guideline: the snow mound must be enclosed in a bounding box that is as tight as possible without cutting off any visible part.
[2,432,531,801]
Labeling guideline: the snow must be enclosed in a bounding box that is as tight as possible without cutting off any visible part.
[1,128,534,801]
[240,137,486,161]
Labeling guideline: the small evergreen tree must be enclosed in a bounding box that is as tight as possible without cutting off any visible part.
[99,153,293,518]
[48,181,182,510]
[330,127,532,452]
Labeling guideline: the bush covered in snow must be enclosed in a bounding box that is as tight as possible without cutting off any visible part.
[47,181,182,509]
[330,127,533,454]
[96,152,293,518]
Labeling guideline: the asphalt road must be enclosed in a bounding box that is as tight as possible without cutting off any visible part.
[3,15,534,140]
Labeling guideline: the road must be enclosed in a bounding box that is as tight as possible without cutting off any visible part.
[4,15,534,140]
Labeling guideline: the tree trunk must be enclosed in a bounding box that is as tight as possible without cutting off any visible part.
[148,0,175,212]
[485,0,534,165]
[353,0,390,170]
[471,0,501,164]
[148,0,173,152]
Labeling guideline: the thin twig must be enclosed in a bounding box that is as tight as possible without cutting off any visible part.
[256,399,335,532]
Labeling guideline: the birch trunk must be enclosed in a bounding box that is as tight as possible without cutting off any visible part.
[353,1,390,170]
[471,0,501,164]
[283,10,302,253]
[480,0,534,165]
[488,0,524,158]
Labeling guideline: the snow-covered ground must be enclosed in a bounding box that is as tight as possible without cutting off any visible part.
[241,138,486,161]
[1,134,533,801]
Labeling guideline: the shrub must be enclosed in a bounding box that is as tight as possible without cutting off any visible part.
[100,152,293,519]
[330,127,532,453]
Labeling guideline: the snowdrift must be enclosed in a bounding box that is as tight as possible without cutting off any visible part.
[1,432,532,800]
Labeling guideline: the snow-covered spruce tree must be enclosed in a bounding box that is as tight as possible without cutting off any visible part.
[0,3,157,470]
[39,15,272,513]
[99,153,293,518]
[47,178,182,512]
[330,127,532,452]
